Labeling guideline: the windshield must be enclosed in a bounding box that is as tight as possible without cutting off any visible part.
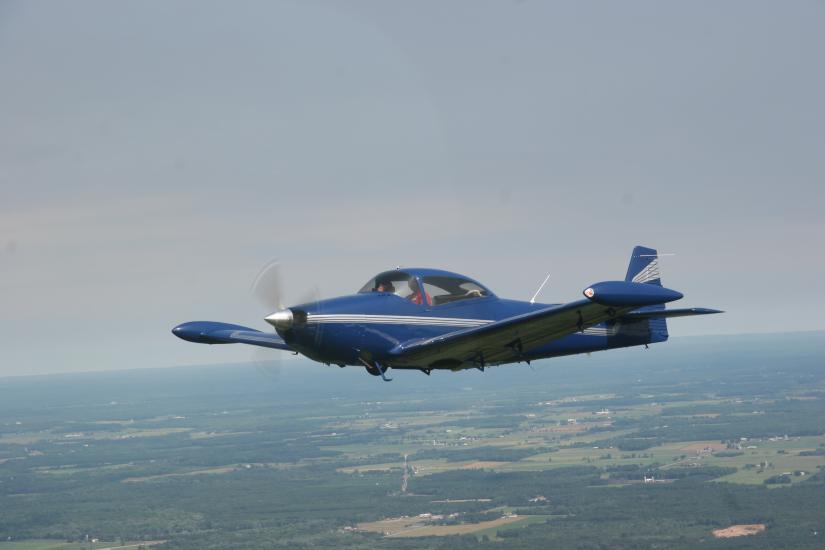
[421,275,490,306]
[358,270,423,303]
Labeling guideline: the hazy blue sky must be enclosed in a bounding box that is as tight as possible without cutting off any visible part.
[1,1,823,376]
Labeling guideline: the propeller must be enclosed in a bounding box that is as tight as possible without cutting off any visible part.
[251,346,283,380]
[251,260,285,311]
[249,260,321,378]
[249,260,286,378]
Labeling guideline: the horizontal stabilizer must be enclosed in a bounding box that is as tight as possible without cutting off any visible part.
[620,308,723,320]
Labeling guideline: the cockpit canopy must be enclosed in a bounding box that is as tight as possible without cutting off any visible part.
[358,270,492,306]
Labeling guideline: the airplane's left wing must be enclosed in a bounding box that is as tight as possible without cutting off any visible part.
[388,281,684,369]
[172,321,293,351]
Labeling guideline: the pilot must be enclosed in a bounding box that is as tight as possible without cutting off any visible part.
[376,280,395,293]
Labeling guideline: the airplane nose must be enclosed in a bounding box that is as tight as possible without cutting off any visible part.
[265,308,294,331]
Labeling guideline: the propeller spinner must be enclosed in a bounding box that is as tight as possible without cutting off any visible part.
[265,308,293,331]
[251,261,317,334]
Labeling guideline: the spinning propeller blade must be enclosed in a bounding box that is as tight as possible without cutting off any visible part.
[249,260,286,377]
[248,260,322,376]
[252,346,283,379]
[250,260,285,311]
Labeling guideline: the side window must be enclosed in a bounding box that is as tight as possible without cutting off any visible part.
[422,281,451,304]
[422,276,489,306]
[358,271,425,304]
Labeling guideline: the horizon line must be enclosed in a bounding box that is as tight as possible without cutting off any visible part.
[1,329,823,381]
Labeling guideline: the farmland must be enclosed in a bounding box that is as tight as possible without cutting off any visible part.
[1,332,823,548]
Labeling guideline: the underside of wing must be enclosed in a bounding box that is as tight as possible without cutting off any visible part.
[388,299,636,369]
[172,321,293,351]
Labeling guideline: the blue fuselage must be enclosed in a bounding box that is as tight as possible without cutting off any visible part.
[283,292,660,369]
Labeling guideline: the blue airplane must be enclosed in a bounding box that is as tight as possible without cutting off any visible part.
[172,246,721,381]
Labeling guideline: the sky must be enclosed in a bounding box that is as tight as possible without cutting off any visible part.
[1,0,823,376]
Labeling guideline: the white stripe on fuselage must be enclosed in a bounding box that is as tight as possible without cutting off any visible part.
[307,314,491,327]
[307,314,619,335]
[582,326,620,336]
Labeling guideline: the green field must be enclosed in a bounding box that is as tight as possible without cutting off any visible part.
[1,332,824,548]
[0,540,161,550]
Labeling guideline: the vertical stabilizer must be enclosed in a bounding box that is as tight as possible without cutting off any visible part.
[625,246,662,286]
[618,246,668,343]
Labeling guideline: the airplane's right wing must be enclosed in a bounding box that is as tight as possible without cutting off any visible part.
[388,281,686,369]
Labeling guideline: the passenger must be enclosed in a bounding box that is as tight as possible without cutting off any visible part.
[408,278,430,305]
[407,278,422,304]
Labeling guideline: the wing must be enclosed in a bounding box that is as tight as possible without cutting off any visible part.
[388,299,635,369]
[388,280,693,369]
[172,321,293,351]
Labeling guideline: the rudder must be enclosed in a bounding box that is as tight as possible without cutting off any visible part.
[618,245,668,343]
[625,245,662,286]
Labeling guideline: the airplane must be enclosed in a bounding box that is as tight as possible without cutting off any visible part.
[172,246,721,381]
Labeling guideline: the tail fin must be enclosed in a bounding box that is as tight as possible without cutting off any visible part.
[618,246,668,343]
[625,245,662,286]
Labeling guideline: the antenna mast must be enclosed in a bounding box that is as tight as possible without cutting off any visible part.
[529,273,551,304]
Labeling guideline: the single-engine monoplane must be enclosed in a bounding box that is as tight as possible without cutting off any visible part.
[173,246,721,381]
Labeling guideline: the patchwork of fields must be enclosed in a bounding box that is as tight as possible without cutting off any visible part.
[1,333,824,548]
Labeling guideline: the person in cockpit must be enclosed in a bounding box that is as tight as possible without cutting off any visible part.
[375,280,395,293]
[408,277,425,305]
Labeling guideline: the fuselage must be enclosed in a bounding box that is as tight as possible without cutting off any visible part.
[282,290,660,370]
